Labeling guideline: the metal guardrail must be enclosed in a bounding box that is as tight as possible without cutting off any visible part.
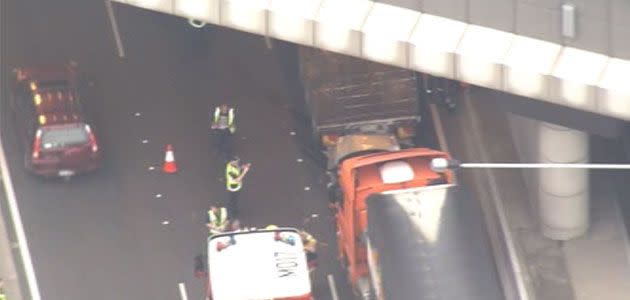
[426,83,533,300]
[460,92,534,300]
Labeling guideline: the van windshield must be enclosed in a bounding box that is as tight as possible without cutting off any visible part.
[41,124,89,150]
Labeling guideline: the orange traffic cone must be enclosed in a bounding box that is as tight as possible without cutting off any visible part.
[163,144,177,174]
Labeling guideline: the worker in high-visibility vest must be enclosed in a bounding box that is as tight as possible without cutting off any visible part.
[0,278,6,300]
[211,104,236,134]
[225,158,251,217]
[210,104,235,158]
[207,206,229,235]
[299,230,318,272]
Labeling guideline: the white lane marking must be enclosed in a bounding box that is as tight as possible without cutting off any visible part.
[134,112,141,117]
[296,158,303,163]
[461,162,630,169]
[327,274,339,300]
[0,137,41,299]
[155,194,163,198]
[162,220,170,225]
[311,214,318,218]
[141,139,148,144]
[104,0,125,58]
[290,131,296,136]
[178,282,189,300]
[304,186,311,191]
[148,166,155,171]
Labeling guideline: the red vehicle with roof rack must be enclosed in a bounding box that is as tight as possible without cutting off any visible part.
[10,63,102,178]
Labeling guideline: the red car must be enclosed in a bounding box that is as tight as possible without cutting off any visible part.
[10,63,102,178]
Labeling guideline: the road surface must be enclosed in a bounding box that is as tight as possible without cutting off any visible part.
[1,1,353,299]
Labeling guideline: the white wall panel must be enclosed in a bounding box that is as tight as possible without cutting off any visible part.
[126,0,173,13]
[314,0,372,56]
[268,0,321,45]
[409,14,466,79]
[221,0,270,35]
[361,3,420,67]
[175,0,218,23]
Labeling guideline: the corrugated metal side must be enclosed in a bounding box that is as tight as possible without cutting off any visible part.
[298,47,419,129]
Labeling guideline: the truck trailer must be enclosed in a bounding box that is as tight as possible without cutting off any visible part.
[297,47,421,162]
[365,184,504,300]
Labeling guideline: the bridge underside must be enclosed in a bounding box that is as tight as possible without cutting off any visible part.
[112,0,630,123]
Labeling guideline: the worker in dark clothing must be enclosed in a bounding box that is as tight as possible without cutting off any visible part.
[211,104,236,133]
[210,104,236,157]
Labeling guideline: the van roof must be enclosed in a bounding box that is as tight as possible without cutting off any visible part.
[208,229,311,300]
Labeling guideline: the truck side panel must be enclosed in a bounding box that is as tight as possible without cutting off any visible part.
[298,47,420,133]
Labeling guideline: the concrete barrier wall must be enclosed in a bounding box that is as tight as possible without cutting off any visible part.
[506,113,539,213]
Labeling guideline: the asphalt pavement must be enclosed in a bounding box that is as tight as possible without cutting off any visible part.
[1,1,353,299]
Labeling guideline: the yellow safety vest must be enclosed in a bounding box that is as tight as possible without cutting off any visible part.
[214,107,235,129]
[301,231,317,252]
[226,163,242,192]
[208,207,228,227]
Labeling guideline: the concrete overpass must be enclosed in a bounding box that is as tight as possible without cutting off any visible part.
[109,0,630,241]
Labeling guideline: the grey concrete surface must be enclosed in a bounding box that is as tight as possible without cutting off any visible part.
[385,0,630,59]
[560,135,630,300]
[0,1,353,299]
[494,89,625,140]
[505,93,630,299]
[0,188,24,300]
[562,172,630,300]
[434,88,571,299]
[434,86,575,299]
[469,90,574,300]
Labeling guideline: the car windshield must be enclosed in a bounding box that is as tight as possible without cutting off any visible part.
[41,124,89,150]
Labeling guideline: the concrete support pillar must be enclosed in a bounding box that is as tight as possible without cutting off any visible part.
[538,122,589,240]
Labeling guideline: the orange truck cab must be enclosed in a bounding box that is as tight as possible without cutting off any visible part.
[329,147,453,298]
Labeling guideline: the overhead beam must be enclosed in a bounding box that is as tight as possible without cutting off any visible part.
[111,0,630,122]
